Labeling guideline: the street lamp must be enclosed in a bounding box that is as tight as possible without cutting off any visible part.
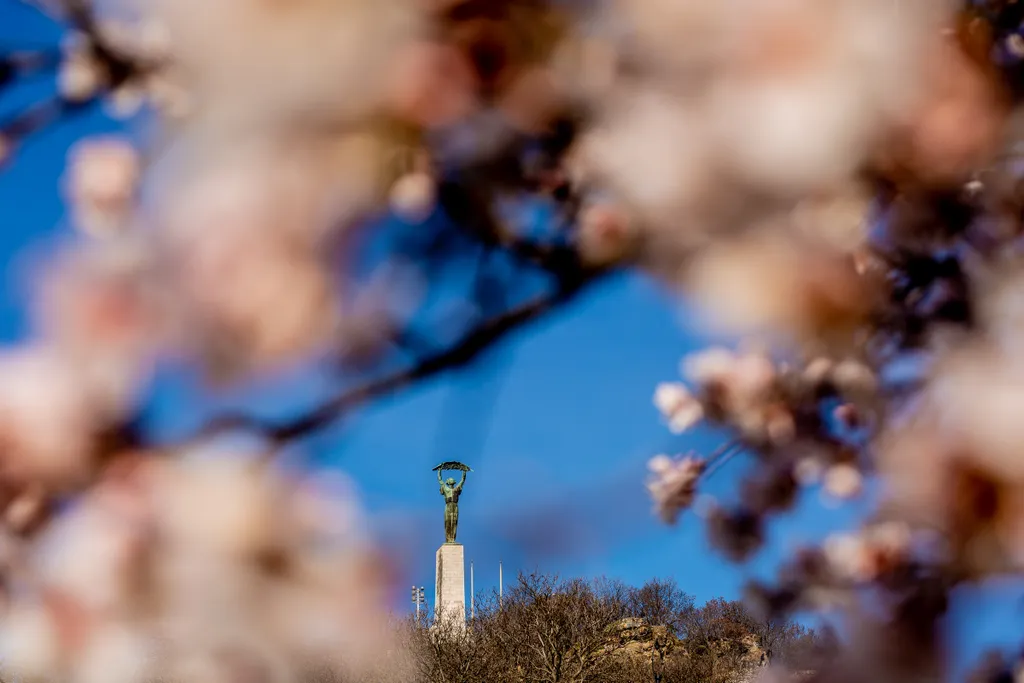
[411,585,426,619]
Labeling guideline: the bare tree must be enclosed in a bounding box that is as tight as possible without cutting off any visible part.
[474,572,629,683]
[678,598,760,683]
[626,578,695,636]
[394,577,819,683]
[405,612,495,683]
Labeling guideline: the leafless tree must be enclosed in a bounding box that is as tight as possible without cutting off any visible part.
[473,572,629,683]
[401,575,813,683]
[626,577,695,636]
[405,612,496,683]
[677,598,761,683]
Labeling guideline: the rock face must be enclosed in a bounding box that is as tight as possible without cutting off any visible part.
[604,617,772,682]
[606,617,681,657]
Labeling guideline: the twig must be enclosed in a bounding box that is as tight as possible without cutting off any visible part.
[0,0,151,161]
[1,95,93,140]
[701,441,743,481]
[0,48,61,84]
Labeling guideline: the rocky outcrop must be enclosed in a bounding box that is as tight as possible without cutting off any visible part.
[605,617,682,657]
[603,616,777,682]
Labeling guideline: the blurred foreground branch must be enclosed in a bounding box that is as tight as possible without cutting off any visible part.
[199,259,610,444]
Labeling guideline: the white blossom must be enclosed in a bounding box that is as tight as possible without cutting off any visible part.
[652,382,704,433]
[576,200,635,267]
[646,454,706,524]
[823,463,863,501]
[64,138,140,237]
[0,347,117,489]
[389,171,437,223]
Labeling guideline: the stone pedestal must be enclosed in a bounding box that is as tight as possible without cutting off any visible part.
[434,543,466,628]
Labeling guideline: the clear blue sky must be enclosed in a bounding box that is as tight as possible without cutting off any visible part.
[1,1,1021,674]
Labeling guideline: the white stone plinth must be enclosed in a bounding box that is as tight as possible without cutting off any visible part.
[435,543,466,627]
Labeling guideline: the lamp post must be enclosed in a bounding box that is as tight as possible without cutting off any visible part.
[411,585,426,620]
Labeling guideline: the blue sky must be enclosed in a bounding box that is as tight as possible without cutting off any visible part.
[1,0,1022,674]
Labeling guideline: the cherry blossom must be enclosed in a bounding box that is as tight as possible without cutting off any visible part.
[652,383,704,434]
[64,138,140,238]
[646,454,706,524]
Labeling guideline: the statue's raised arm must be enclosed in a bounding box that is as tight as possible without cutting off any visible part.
[454,470,467,492]
[433,461,472,476]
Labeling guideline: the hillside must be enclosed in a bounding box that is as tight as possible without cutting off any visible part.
[391,574,830,683]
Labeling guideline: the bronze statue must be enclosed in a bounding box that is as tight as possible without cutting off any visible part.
[433,461,471,543]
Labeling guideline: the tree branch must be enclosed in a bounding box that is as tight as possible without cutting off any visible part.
[194,265,612,445]
[0,0,152,158]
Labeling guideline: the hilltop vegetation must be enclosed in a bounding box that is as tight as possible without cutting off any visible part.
[355,573,834,683]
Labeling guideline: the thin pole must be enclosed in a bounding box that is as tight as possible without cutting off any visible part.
[499,561,503,607]
[470,561,475,620]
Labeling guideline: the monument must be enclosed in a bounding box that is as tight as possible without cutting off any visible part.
[432,461,470,627]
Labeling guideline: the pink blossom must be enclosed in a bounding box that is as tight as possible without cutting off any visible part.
[389,171,437,223]
[575,87,714,235]
[0,448,396,683]
[682,347,738,386]
[155,142,363,373]
[58,48,104,103]
[32,241,164,410]
[646,454,706,524]
[823,463,863,501]
[652,382,704,434]
[577,201,635,267]
[0,347,110,490]
[496,67,564,135]
[64,138,140,238]
[676,346,792,442]
[383,40,479,128]
[144,0,428,128]
[576,0,944,258]
[823,522,911,582]
[831,359,877,394]
[686,234,874,345]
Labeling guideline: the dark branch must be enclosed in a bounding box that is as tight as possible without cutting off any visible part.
[1,95,93,141]
[0,0,152,158]
[194,266,611,445]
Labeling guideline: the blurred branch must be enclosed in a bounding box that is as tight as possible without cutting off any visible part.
[437,176,586,284]
[1,94,92,139]
[197,260,613,445]
[701,441,744,481]
[0,2,607,456]
[0,0,150,155]
[60,0,145,83]
[0,48,61,83]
